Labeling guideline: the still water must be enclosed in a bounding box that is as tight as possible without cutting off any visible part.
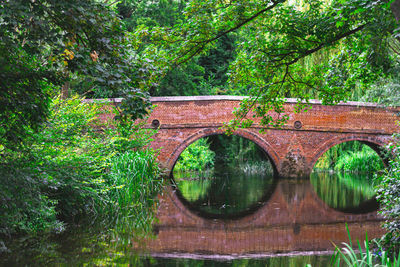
[0,167,383,266]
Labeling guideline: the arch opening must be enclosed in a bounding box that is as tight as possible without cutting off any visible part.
[310,140,385,213]
[171,133,277,219]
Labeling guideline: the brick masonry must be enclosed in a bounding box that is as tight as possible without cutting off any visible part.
[92,96,399,177]
[143,96,400,177]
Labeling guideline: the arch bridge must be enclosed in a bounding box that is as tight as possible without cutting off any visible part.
[143,96,400,177]
[104,96,399,177]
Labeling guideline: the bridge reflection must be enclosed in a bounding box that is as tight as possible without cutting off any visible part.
[141,177,384,256]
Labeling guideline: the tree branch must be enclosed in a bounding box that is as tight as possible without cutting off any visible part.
[279,24,366,67]
[174,1,281,65]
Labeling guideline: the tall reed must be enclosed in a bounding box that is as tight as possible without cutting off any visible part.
[332,225,400,267]
[107,149,163,237]
[314,141,383,174]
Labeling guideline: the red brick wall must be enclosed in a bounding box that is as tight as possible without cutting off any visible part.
[143,96,399,177]
[91,96,399,177]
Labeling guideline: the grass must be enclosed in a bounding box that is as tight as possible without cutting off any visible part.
[107,149,163,238]
[335,147,384,174]
[314,141,384,174]
[332,225,400,267]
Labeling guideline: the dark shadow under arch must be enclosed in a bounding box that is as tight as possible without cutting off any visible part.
[172,175,279,220]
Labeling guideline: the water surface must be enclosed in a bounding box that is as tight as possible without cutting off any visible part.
[0,168,383,266]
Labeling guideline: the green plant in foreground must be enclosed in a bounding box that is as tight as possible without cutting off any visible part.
[107,149,163,238]
[332,226,400,267]
[376,132,400,255]
[0,95,162,239]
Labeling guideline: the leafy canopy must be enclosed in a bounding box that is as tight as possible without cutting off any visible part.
[153,0,398,131]
[0,0,153,149]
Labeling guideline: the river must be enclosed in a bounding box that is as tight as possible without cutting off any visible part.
[0,166,383,266]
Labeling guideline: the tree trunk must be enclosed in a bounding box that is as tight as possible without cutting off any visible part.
[61,81,69,99]
[391,0,400,22]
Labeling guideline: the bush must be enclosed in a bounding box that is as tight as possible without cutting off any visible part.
[0,95,162,238]
[174,138,215,172]
[335,146,384,173]
[0,161,64,235]
[376,132,400,255]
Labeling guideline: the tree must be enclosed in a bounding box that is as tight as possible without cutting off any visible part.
[115,0,237,97]
[154,0,399,131]
[0,0,152,149]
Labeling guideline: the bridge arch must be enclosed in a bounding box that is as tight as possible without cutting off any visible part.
[166,128,280,176]
[309,135,388,170]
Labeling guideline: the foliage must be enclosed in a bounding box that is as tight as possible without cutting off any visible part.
[117,0,186,30]
[151,0,398,132]
[362,67,400,106]
[0,160,64,235]
[107,149,163,236]
[173,135,274,178]
[0,96,161,238]
[316,141,362,170]
[310,172,375,211]
[0,96,104,235]
[332,225,400,267]
[174,138,216,172]
[154,61,209,96]
[314,141,383,173]
[335,146,384,173]
[207,135,269,164]
[116,0,237,97]
[0,0,153,149]
[376,132,400,255]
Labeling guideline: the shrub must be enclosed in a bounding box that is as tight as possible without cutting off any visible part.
[376,132,400,255]
[335,146,384,173]
[174,138,215,172]
[0,95,162,238]
[0,161,64,235]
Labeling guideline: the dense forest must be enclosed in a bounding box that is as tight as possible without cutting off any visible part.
[1,0,400,264]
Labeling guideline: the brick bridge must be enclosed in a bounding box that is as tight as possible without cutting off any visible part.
[97,96,399,177]
[143,96,399,177]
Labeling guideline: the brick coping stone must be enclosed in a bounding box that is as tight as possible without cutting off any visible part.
[83,95,388,108]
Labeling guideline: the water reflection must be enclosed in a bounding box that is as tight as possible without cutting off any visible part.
[143,255,332,267]
[310,171,378,213]
[146,172,383,257]
[173,166,275,218]
[0,172,384,266]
